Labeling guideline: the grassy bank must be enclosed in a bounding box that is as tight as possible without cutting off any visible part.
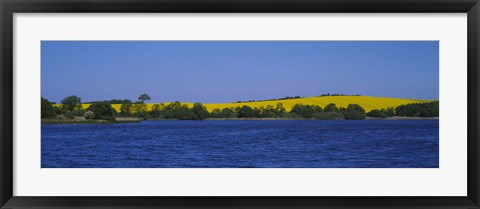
[42,117,142,124]
[366,116,439,120]
[206,117,305,121]
[207,117,438,121]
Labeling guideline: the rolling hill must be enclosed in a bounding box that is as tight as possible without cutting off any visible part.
[74,96,434,113]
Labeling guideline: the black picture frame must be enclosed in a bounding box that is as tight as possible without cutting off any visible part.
[1,0,479,208]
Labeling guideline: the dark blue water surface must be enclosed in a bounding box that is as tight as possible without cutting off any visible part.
[41,120,439,168]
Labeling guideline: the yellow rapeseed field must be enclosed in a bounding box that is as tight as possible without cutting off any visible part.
[62,96,433,113]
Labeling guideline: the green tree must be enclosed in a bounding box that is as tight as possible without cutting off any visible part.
[324,103,339,112]
[120,100,133,116]
[133,103,148,116]
[41,97,60,118]
[87,101,116,120]
[138,93,151,103]
[253,107,262,118]
[221,108,236,118]
[177,104,195,120]
[238,105,255,118]
[61,95,82,112]
[161,101,197,120]
[366,108,395,118]
[290,104,319,118]
[162,102,181,119]
[342,104,366,120]
[366,109,388,118]
[152,104,162,111]
[210,108,222,118]
[312,105,322,113]
[383,107,395,117]
[149,104,163,118]
[192,103,209,120]
[395,101,438,117]
[275,103,286,115]
[259,105,279,118]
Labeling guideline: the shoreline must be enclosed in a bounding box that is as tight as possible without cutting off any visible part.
[42,116,438,124]
[207,117,438,121]
[366,116,439,120]
[205,118,304,121]
[42,117,142,124]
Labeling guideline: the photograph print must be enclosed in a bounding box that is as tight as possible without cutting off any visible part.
[41,41,439,168]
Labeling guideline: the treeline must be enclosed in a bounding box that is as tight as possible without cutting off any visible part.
[233,93,362,103]
[41,94,152,121]
[121,102,368,120]
[395,101,439,117]
[41,94,439,121]
[365,101,439,118]
[129,102,366,120]
[234,96,303,103]
[42,96,119,121]
[318,93,361,97]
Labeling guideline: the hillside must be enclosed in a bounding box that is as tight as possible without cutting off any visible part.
[74,96,433,113]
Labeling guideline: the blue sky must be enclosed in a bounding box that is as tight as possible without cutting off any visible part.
[41,41,439,103]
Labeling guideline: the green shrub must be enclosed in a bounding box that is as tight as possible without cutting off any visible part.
[284,112,303,119]
[313,112,345,120]
[367,109,388,118]
[64,109,86,119]
[328,112,345,120]
[313,112,328,120]
[83,111,95,119]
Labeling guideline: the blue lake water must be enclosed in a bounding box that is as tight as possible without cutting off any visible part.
[41,120,439,168]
